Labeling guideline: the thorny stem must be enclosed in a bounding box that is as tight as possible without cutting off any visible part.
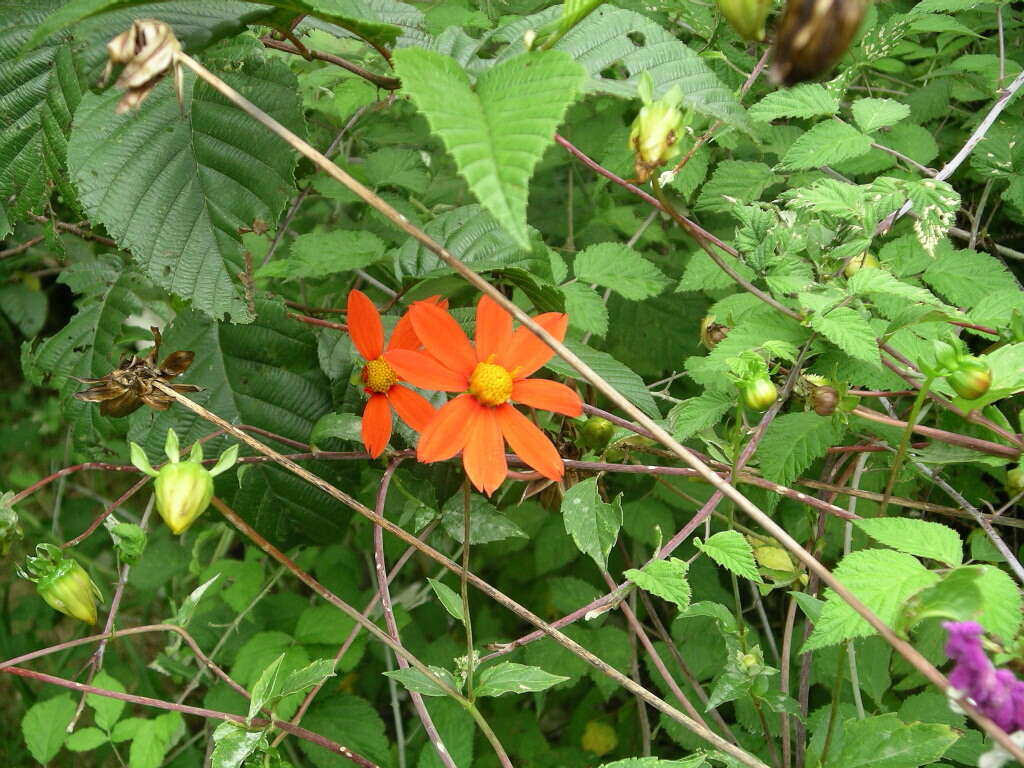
[148,50,1024,762]
[879,375,934,517]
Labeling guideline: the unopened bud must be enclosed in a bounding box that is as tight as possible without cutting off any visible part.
[742,377,777,412]
[580,417,615,452]
[947,357,992,401]
[19,544,102,625]
[629,73,685,182]
[843,251,879,278]
[717,0,772,41]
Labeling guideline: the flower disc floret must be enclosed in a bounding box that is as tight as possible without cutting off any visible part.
[469,358,514,406]
[363,357,398,394]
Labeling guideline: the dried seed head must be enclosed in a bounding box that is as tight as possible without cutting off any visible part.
[102,20,183,114]
[770,0,868,86]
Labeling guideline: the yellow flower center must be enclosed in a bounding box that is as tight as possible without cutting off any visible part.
[469,356,514,407]
[362,357,397,394]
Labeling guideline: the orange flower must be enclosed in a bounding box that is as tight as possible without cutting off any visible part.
[347,290,438,458]
[385,295,583,495]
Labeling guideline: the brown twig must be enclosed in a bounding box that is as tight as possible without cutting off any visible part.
[261,37,401,90]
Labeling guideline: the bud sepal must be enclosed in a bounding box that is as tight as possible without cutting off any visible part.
[19,544,102,625]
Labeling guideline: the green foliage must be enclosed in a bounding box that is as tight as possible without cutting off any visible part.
[562,477,622,572]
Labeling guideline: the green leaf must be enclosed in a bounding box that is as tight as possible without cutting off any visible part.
[561,282,609,337]
[298,695,393,768]
[748,83,840,121]
[561,477,622,571]
[695,160,779,213]
[546,340,661,418]
[440,494,528,544]
[278,658,337,700]
[599,759,706,768]
[625,557,691,611]
[210,721,266,768]
[65,727,107,751]
[427,578,465,623]
[802,297,880,367]
[248,653,286,721]
[851,98,911,133]
[923,245,1021,309]
[393,48,585,249]
[854,519,962,567]
[256,230,387,280]
[847,268,950,311]
[779,121,873,171]
[975,565,1023,643]
[574,243,669,300]
[129,712,183,768]
[22,695,75,763]
[310,412,362,446]
[68,59,304,321]
[175,574,220,627]
[109,522,147,565]
[758,412,845,487]
[474,662,570,697]
[695,531,761,583]
[669,390,735,441]
[824,713,956,768]
[383,666,458,697]
[88,672,127,731]
[805,550,939,651]
[0,284,46,337]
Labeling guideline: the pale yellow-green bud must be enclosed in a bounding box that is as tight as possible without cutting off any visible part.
[20,544,102,625]
[628,73,685,182]
[155,461,214,534]
[716,0,771,41]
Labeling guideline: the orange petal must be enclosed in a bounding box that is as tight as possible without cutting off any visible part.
[361,393,392,458]
[462,405,506,496]
[501,313,568,378]
[475,295,513,362]
[410,302,476,376]
[495,404,564,482]
[417,394,479,463]
[387,296,446,352]
[512,378,583,417]
[388,384,436,432]
[386,349,468,392]
[347,290,384,360]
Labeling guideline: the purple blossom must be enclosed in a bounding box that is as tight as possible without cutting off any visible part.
[944,621,1024,733]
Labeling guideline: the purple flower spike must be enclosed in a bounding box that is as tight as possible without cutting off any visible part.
[944,621,1024,734]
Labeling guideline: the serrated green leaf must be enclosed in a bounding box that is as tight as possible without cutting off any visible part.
[474,662,569,697]
[427,577,465,623]
[561,282,609,337]
[128,712,183,768]
[545,340,661,418]
[278,658,337,700]
[669,390,735,441]
[802,296,880,367]
[383,666,458,697]
[851,98,911,133]
[847,268,948,310]
[174,574,220,628]
[574,243,669,300]
[440,495,528,544]
[562,477,622,571]
[758,412,845,487]
[22,695,75,763]
[748,83,840,122]
[923,245,1021,309]
[975,565,1023,643]
[824,713,957,768]
[210,721,266,768]
[393,48,585,249]
[68,59,304,321]
[805,550,939,651]
[65,727,107,752]
[695,531,761,583]
[695,160,779,213]
[854,518,962,567]
[248,653,286,721]
[779,121,873,171]
[625,557,691,610]
[87,672,126,731]
[256,230,387,280]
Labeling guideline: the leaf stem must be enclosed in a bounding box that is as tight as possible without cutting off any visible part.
[461,481,475,702]
[879,375,933,517]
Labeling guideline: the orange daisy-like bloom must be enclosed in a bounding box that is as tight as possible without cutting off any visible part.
[385,295,583,495]
[347,290,438,458]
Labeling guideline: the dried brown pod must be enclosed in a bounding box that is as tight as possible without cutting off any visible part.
[73,327,201,417]
[810,384,840,416]
[770,0,867,86]
[700,315,730,350]
[101,20,183,114]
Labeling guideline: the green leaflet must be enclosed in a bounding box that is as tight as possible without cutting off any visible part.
[394,48,586,250]
[68,59,304,322]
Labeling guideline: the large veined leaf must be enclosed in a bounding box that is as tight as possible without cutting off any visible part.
[492,5,752,134]
[126,299,343,546]
[393,48,586,250]
[0,0,273,223]
[68,58,304,321]
[21,256,155,440]
[30,0,419,51]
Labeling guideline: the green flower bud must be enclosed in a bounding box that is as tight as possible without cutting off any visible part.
[132,430,238,535]
[1006,468,1024,497]
[19,544,102,625]
[931,339,961,373]
[947,356,992,401]
[0,491,23,557]
[843,251,879,278]
[742,378,778,412]
[717,0,771,41]
[629,73,685,182]
[580,416,615,452]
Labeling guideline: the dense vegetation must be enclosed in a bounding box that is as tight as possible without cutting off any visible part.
[2,0,1024,767]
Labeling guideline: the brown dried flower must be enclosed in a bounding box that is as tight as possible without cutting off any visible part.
[771,0,867,86]
[73,327,201,417]
[101,20,183,114]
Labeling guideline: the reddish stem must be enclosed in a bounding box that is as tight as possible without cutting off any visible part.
[288,312,347,332]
